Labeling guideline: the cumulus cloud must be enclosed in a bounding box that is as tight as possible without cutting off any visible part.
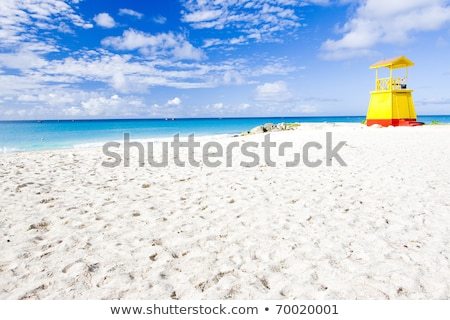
[0,1,302,119]
[64,106,82,117]
[254,80,293,101]
[81,94,121,116]
[167,97,182,105]
[110,71,135,93]
[321,0,450,59]
[0,38,299,119]
[79,94,145,118]
[102,29,205,61]
[0,84,145,120]
[213,102,224,110]
[94,13,116,28]
[0,50,48,70]
[0,0,304,121]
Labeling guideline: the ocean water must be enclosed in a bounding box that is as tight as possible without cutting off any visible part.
[0,115,449,153]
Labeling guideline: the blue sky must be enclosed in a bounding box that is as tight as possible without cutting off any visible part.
[1,0,450,120]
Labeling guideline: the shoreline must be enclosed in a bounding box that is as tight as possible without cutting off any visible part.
[1,123,449,299]
[3,121,450,155]
[2,116,450,154]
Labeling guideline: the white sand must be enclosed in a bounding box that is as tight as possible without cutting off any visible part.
[0,123,449,299]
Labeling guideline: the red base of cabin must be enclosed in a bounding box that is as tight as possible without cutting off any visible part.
[366,119,424,127]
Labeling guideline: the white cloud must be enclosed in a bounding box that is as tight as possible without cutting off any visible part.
[213,102,224,110]
[102,29,205,61]
[180,0,304,43]
[254,80,293,101]
[94,13,116,28]
[293,104,318,114]
[0,49,48,69]
[8,48,247,92]
[183,10,223,23]
[167,97,182,105]
[229,36,247,45]
[203,36,248,48]
[240,103,250,110]
[64,106,82,117]
[110,71,134,93]
[0,39,300,119]
[81,94,120,116]
[119,8,144,19]
[0,83,146,119]
[0,0,92,48]
[301,0,332,5]
[102,29,161,50]
[172,41,205,61]
[321,0,450,59]
[197,101,255,117]
[222,70,245,85]
[153,15,167,24]
[79,94,145,117]
[253,57,299,76]
[0,0,304,120]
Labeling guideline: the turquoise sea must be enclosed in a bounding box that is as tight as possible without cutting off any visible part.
[1,115,449,153]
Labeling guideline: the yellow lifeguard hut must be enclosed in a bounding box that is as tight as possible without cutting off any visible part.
[366,56,423,126]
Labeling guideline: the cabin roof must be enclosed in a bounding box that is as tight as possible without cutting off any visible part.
[370,56,414,69]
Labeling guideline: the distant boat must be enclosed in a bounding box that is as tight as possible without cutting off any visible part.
[37,120,42,123]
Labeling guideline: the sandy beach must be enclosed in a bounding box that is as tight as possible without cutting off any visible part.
[0,123,449,300]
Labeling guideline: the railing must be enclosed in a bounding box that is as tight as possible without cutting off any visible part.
[376,77,407,91]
